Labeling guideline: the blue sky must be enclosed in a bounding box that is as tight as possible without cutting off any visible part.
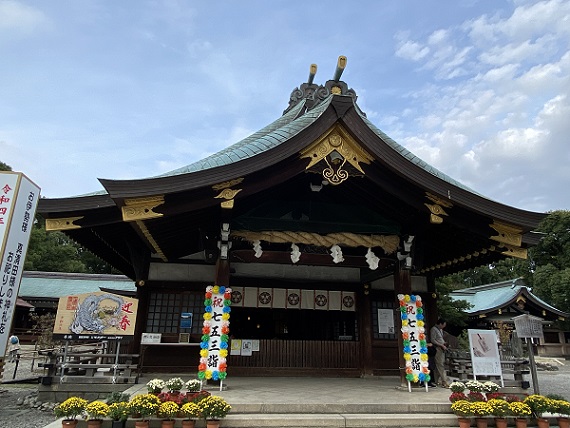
[1,0,569,213]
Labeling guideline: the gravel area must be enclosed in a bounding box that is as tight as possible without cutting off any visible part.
[1,351,569,428]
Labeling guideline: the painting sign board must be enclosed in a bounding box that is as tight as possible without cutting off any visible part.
[53,291,138,340]
[0,172,40,356]
[468,329,503,382]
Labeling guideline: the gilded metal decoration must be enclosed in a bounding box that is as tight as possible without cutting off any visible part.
[425,203,449,224]
[122,196,164,221]
[212,178,244,192]
[500,244,527,260]
[300,124,373,186]
[214,188,242,210]
[425,192,453,209]
[45,216,83,231]
[490,221,523,246]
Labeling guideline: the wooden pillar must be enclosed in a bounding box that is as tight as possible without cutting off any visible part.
[132,283,150,355]
[394,262,412,386]
[215,258,230,287]
[358,284,374,377]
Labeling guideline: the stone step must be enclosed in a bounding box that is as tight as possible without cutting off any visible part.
[230,402,452,414]
[221,413,459,427]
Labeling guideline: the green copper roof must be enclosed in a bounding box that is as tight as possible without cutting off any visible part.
[449,278,566,316]
[157,97,332,177]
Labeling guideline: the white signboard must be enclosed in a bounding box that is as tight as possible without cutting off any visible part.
[513,314,544,340]
[0,172,40,357]
[141,333,162,344]
[378,308,395,334]
[468,329,503,380]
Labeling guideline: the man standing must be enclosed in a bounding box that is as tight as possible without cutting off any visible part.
[430,318,449,387]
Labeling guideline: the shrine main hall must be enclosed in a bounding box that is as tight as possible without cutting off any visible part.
[38,57,545,377]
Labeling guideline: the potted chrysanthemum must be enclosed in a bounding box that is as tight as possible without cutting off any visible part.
[524,394,553,428]
[158,401,179,428]
[108,402,129,428]
[84,400,109,428]
[54,396,88,428]
[166,377,185,394]
[451,400,473,428]
[488,398,510,428]
[128,393,161,428]
[180,402,202,428]
[186,379,202,393]
[553,399,570,428]
[509,401,532,428]
[198,395,231,428]
[146,378,166,394]
[471,401,492,428]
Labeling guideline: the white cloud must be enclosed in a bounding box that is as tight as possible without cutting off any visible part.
[388,0,570,210]
[0,0,49,36]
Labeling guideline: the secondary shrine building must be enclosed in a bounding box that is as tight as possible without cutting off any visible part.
[38,58,546,377]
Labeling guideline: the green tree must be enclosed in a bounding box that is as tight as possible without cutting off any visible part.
[25,215,116,273]
[0,161,12,171]
[528,210,570,316]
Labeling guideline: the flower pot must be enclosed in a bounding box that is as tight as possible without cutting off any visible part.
[475,417,488,428]
[207,420,221,428]
[162,420,176,428]
[558,417,570,428]
[537,417,550,428]
[111,421,126,428]
[87,420,103,428]
[515,418,528,428]
[458,417,471,428]
[62,420,78,428]
[135,421,150,428]
[182,421,196,428]
[494,417,507,428]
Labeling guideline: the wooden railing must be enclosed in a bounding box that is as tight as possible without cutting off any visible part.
[227,339,361,376]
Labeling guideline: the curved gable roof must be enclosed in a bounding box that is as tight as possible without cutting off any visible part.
[449,278,568,319]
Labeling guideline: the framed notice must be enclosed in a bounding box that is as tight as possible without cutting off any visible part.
[241,339,253,356]
[251,340,260,352]
[230,339,242,355]
[468,329,503,382]
[378,309,395,334]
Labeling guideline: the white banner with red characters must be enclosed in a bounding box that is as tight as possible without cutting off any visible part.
[398,294,430,384]
[199,285,231,381]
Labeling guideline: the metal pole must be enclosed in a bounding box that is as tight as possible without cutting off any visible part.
[527,338,540,395]
[12,354,20,379]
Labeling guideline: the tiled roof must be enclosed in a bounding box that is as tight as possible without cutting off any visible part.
[449,278,566,316]
[19,271,136,299]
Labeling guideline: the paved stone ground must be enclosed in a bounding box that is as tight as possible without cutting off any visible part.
[1,350,568,428]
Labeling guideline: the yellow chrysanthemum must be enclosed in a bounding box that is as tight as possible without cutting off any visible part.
[222,313,230,320]
[219,349,228,357]
[212,285,220,294]
[404,295,410,302]
[200,349,208,357]
[203,313,212,320]
[403,353,411,360]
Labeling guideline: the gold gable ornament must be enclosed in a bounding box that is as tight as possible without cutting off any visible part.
[300,124,373,186]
